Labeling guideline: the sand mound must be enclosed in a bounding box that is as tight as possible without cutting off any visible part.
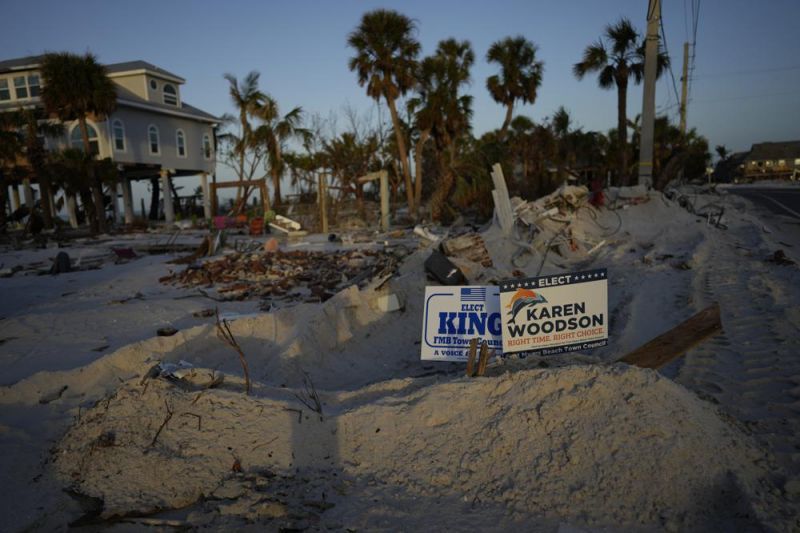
[53,364,784,530]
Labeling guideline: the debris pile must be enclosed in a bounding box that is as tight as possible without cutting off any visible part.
[160,249,399,303]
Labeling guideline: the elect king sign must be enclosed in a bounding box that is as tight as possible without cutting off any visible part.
[499,269,608,356]
[420,286,502,361]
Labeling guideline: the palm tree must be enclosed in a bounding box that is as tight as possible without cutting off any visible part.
[40,52,117,233]
[252,95,311,207]
[486,36,544,137]
[223,72,263,209]
[574,18,668,185]
[715,145,729,162]
[348,9,420,216]
[409,38,474,221]
[13,109,64,229]
[0,113,25,227]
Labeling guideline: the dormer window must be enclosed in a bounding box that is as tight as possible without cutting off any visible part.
[0,80,9,101]
[163,84,177,105]
[150,79,157,91]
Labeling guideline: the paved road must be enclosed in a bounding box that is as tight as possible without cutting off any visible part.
[727,187,800,220]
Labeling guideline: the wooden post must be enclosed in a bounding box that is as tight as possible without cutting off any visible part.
[379,170,389,231]
[319,173,329,234]
[160,170,174,223]
[200,172,212,220]
[260,180,270,213]
[22,178,34,209]
[121,177,134,224]
[67,194,79,228]
[10,185,21,212]
[490,163,513,236]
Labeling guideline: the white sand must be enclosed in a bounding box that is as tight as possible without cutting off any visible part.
[1,189,799,530]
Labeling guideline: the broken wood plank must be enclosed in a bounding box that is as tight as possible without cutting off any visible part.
[466,338,479,377]
[476,341,491,376]
[491,163,514,236]
[618,303,722,369]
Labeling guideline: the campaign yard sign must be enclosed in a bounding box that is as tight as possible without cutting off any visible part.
[421,286,502,361]
[499,269,608,356]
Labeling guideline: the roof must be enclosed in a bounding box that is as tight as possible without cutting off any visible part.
[746,141,800,161]
[0,55,44,73]
[114,84,219,123]
[105,60,184,83]
[0,55,184,82]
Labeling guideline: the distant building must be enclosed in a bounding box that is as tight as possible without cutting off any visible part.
[0,55,220,223]
[741,141,800,182]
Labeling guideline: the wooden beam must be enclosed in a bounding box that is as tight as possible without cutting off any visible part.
[213,179,266,189]
[618,303,722,369]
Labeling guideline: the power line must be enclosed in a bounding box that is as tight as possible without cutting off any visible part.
[658,3,682,114]
[691,90,799,104]
[694,64,800,79]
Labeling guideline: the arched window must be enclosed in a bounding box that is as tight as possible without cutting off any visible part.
[70,123,99,155]
[112,119,125,151]
[176,129,186,158]
[202,133,212,160]
[163,84,177,105]
[148,125,160,155]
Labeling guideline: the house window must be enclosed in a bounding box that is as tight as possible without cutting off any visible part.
[778,159,786,166]
[149,79,157,91]
[202,133,212,160]
[765,160,773,167]
[27,75,40,97]
[0,79,9,101]
[176,129,186,157]
[148,125,160,155]
[13,76,28,99]
[163,84,177,105]
[70,123,99,155]
[795,158,800,166]
[112,119,125,151]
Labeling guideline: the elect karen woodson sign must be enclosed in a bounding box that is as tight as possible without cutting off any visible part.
[499,269,608,356]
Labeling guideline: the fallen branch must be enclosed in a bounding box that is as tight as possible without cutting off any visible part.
[215,308,251,394]
[180,412,202,431]
[293,371,323,421]
[149,399,174,448]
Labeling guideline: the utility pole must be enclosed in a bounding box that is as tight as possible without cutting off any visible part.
[638,0,660,188]
[679,42,690,135]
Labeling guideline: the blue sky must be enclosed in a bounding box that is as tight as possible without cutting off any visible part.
[3,0,799,158]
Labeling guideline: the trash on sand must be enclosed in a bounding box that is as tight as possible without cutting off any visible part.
[157,327,178,337]
[441,232,493,268]
[413,225,441,243]
[269,214,307,238]
[372,293,401,313]
[50,251,72,275]
[263,238,280,253]
[424,250,467,285]
[766,249,795,266]
[161,249,398,304]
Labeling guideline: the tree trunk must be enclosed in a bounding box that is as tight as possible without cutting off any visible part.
[148,176,160,220]
[78,116,105,233]
[413,129,430,220]
[500,103,515,138]
[616,80,629,186]
[385,95,415,216]
[0,173,8,227]
[272,148,283,207]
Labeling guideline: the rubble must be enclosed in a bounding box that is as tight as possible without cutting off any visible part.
[161,249,399,304]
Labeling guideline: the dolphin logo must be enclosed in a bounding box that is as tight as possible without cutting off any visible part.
[506,288,547,324]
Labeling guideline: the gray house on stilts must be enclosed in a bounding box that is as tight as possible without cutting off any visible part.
[0,55,219,225]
